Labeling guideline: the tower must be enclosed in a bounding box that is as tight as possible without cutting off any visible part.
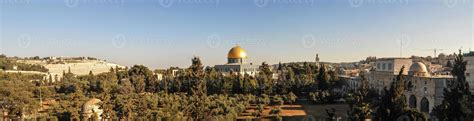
[315,53,320,65]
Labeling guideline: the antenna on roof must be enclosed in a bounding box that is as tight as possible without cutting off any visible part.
[400,39,403,57]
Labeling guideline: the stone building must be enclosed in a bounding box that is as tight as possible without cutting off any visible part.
[465,52,474,91]
[368,58,453,116]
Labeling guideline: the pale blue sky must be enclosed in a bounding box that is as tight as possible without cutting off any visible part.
[1,0,472,69]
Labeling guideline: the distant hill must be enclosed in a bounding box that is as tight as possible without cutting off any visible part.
[1,55,125,82]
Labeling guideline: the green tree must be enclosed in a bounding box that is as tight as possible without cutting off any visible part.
[242,74,257,94]
[257,62,273,95]
[0,80,39,119]
[187,57,208,120]
[128,65,155,93]
[347,74,372,120]
[375,66,426,120]
[317,64,330,91]
[447,60,453,68]
[432,50,472,120]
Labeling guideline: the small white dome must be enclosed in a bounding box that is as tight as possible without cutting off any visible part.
[82,98,103,119]
[409,62,430,77]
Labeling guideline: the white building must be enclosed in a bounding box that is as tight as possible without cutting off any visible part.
[374,58,412,75]
[340,75,362,91]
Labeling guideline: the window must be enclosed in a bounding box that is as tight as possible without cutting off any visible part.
[424,87,428,94]
[409,95,417,108]
[388,63,393,70]
[382,63,386,70]
[377,63,381,70]
[420,98,429,113]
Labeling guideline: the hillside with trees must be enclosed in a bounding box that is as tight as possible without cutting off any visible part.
[0,53,471,120]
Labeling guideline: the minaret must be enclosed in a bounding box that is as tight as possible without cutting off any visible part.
[315,53,320,65]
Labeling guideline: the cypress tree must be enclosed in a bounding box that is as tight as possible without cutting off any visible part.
[432,50,472,120]
[375,66,426,120]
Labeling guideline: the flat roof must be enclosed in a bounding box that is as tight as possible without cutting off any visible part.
[376,57,411,61]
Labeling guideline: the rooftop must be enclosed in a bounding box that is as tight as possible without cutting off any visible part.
[377,57,411,61]
[465,51,474,57]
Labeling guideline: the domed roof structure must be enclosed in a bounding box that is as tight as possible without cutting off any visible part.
[82,98,103,119]
[227,45,247,59]
[409,62,430,77]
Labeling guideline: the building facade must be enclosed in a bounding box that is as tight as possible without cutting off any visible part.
[368,58,453,116]
[465,53,474,91]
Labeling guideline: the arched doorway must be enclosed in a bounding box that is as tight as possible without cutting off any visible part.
[420,97,429,113]
[409,95,417,108]
[397,115,410,121]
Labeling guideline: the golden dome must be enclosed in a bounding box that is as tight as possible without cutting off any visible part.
[227,46,247,59]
